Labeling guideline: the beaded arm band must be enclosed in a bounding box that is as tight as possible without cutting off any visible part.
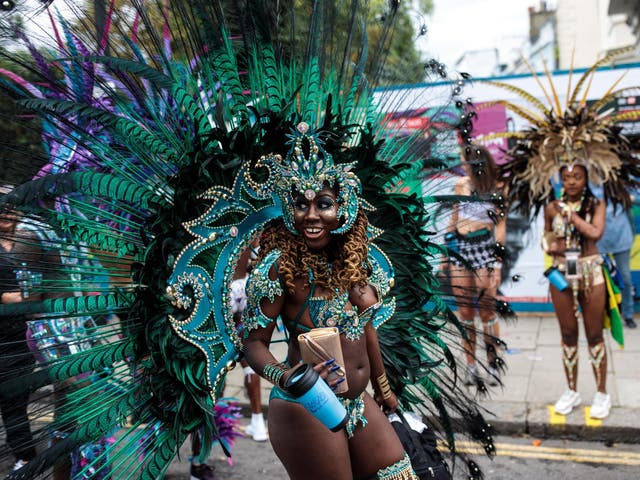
[262,363,287,387]
[376,372,393,400]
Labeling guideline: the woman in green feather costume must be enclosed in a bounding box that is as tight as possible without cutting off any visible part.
[240,122,415,479]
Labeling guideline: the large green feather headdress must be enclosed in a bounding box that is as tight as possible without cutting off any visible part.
[164,42,378,396]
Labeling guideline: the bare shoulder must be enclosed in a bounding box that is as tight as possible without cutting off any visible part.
[454,176,470,194]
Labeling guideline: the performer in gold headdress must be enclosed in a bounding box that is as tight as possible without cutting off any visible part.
[484,49,640,419]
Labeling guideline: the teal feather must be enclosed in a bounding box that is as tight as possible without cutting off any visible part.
[212,33,250,124]
[141,429,186,480]
[301,57,322,122]
[57,17,86,100]
[170,84,213,138]
[9,392,142,480]
[0,292,134,319]
[260,44,285,111]
[0,339,135,399]
[4,171,165,210]
[19,98,180,164]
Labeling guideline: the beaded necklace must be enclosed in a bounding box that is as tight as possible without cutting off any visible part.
[558,189,596,318]
[561,190,586,251]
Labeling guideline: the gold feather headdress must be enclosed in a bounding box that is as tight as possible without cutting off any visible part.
[478,47,640,215]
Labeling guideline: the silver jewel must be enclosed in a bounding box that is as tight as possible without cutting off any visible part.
[297,122,309,134]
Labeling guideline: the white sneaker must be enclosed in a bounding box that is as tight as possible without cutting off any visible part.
[246,413,268,442]
[590,392,611,419]
[554,389,581,415]
[13,459,27,471]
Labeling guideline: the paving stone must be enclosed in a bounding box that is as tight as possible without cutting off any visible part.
[500,330,538,350]
[614,377,640,408]
[483,374,528,403]
[610,351,640,376]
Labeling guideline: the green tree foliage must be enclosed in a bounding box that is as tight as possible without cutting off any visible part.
[372,0,434,85]
[267,0,434,85]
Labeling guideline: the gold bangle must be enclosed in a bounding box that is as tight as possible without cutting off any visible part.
[376,372,393,400]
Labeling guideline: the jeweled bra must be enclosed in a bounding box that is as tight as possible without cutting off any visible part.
[245,249,396,340]
[307,292,363,340]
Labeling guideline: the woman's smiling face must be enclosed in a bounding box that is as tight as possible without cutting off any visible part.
[293,187,340,250]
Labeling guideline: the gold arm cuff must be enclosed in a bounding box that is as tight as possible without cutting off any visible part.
[376,372,393,400]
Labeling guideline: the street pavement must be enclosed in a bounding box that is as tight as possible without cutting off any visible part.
[476,313,640,443]
[164,428,640,479]
[222,313,640,444]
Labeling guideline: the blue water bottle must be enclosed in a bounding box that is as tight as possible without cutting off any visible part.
[544,266,569,291]
[283,363,348,432]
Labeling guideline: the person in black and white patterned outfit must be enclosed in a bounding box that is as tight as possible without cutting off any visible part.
[447,145,506,388]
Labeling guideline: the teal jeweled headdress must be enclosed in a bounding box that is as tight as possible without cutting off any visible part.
[257,122,362,235]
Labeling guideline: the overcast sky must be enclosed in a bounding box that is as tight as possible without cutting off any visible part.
[418,0,544,68]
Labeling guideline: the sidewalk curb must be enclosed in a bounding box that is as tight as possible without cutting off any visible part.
[234,401,640,445]
[471,401,640,444]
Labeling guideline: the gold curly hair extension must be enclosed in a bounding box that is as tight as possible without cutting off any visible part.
[259,211,370,296]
